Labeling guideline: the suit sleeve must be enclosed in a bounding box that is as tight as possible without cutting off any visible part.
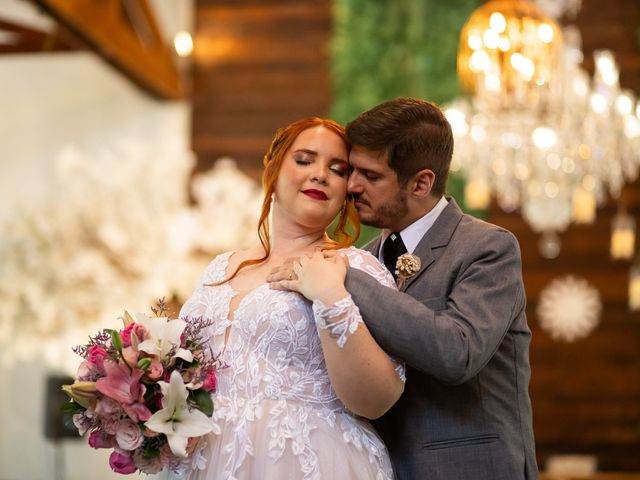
[344,230,526,385]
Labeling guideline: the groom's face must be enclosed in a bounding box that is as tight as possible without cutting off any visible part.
[347,145,409,230]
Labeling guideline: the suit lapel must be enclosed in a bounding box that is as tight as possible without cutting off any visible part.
[363,235,382,257]
[400,198,464,291]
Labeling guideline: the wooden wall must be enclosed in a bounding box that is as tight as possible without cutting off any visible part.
[494,0,640,471]
[191,0,640,471]
[192,0,332,178]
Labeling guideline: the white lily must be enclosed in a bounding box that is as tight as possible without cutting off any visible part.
[144,371,214,457]
[135,313,193,362]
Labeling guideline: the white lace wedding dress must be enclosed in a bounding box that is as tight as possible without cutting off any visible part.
[172,247,403,480]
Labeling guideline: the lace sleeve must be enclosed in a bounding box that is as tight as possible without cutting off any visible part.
[312,247,405,382]
[179,252,231,320]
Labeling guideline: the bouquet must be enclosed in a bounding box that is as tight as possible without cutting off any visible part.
[62,299,217,475]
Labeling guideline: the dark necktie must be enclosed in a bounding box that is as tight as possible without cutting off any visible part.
[382,232,407,280]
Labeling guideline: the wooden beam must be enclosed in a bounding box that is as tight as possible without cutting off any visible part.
[31,0,182,100]
[0,17,77,53]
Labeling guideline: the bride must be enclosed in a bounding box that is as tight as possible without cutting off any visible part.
[175,117,404,479]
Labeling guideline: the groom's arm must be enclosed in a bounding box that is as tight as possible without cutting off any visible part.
[345,229,526,385]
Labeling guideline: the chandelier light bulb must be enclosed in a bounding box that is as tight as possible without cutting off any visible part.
[470,50,490,72]
[624,116,640,139]
[537,23,555,43]
[571,188,596,224]
[577,144,591,160]
[590,93,608,114]
[546,153,562,170]
[498,37,511,51]
[616,93,634,116]
[532,127,557,149]
[489,12,507,32]
[483,29,500,49]
[444,108,469,136]
[470,124,487,143]
[468,34,483,50]
[544,181,559,198]
[572,77,588,97]
[485,74,502,92]
[510,52,525,71]
[611,211,636,260]
[595,51,615,75]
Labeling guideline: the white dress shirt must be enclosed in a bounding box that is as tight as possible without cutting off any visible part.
[378,196,449,260]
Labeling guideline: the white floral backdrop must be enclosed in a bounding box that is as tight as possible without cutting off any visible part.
[0,143,262,374]
[0,5,261,474]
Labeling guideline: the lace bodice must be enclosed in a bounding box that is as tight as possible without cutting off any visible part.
[177,247,403,480]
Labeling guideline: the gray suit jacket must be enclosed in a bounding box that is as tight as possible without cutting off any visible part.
[346,199,538,480]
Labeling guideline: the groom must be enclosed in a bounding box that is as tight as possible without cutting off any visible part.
[343,98,538,480]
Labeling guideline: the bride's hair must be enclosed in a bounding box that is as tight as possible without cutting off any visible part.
[211,117,360,285]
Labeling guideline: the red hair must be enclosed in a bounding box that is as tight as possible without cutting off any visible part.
[211,117,360,285]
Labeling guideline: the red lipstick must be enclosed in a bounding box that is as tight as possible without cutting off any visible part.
[302,189,328,200]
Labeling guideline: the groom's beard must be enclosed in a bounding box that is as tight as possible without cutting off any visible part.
[353,190,409,229]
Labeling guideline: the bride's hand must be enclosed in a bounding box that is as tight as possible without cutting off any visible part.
[269,251,349,304]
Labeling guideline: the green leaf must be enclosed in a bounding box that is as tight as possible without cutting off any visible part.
[191,389,214,417]
[61,401,85,414]
[143,442,161,459]
[109,329,123,352]
[137,358,151,370]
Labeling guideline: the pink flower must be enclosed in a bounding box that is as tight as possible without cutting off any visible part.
[115,420,144,450]
[122,347,139,368]
[88,430,115,449]
[96,361,152,422]
[96,361,144,405]
[94,397,123,434]
[147,359,164,380]
[109,450,137,475]
[202,368,217,393]
[87,345,109,364]
[123,402,152,423]
[121,323,147,348]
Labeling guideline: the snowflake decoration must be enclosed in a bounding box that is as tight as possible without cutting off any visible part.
[537,275,602,342]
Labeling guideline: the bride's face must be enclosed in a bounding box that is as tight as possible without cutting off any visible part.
[274,126,349,231]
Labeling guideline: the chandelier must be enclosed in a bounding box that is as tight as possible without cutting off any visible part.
[445,0,640,258]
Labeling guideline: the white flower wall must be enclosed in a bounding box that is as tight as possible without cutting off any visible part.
[0,46,261,480]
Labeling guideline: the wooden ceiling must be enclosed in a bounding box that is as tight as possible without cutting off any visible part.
[0,0,182,99]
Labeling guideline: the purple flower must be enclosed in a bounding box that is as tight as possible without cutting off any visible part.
[88,430,115,449]
[109,450,137,475]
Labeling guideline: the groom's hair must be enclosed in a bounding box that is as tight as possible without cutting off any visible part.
[346,97,453,196]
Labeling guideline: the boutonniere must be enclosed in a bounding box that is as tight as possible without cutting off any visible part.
[395,253,421,289]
